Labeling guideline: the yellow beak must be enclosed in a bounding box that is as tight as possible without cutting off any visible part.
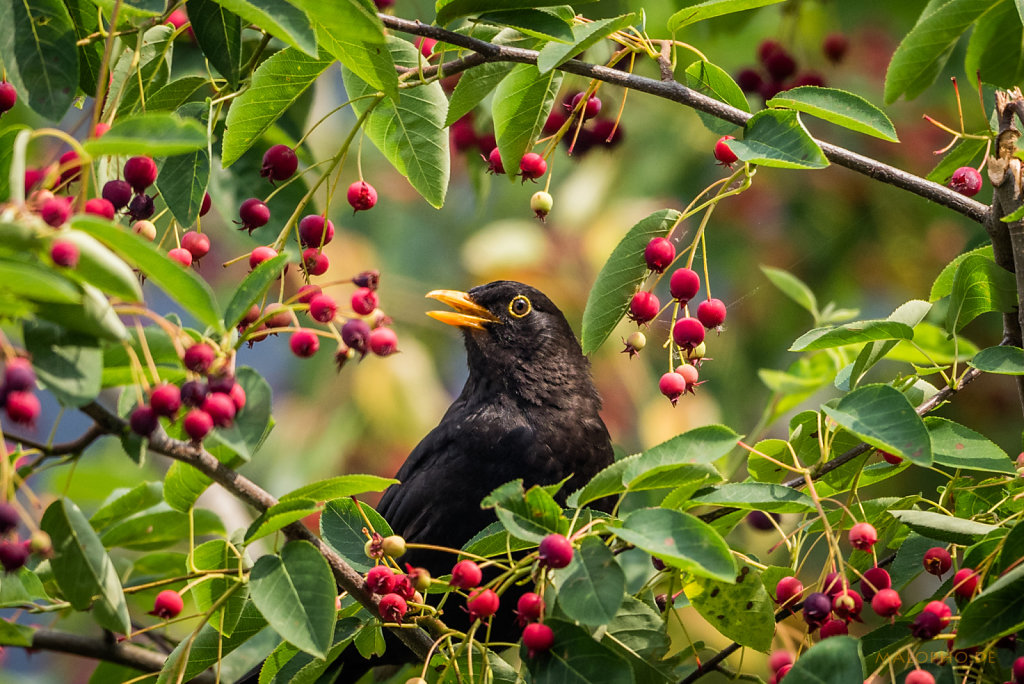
[426,289,501,331]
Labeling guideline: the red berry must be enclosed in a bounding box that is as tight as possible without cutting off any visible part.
[84,198,116,220]
[58,150,81,185]
[802,591,832,628]
[249,246,277,270]
[351,288,379,316]
[522,622,554,657]
[166,8,189,29]
[714,135,738,166]
[414,36,437,58]
[150,384,181,418]
[298,215,335,248]
[369,327,398,357]
[466,587,499,621]
[570,92,602,119]
[238,198,270,233]
[860,566,891,602]
[659,372,686,406]
[181,231,210,260]
[127,193,155,221]
[296,284,322,304]
[168,247,193,267]
[308,294,337,323]
[819,618,848,638]
[0,82,17,113]
[183,409,213,441]
[922,600,952,627]
[50,241,79,268]
[672,317,705,350]
[831,589,862,621]
[260,145,298,182]
[5,390,40,427]
[871,588,902,617]
[823,33,848,64]
[518,152,547,181]
[450,114,478,153]
[366,565,396,594]
[1013,656,1024,683]
[697,298,727,329]
[450,560,482,588]
[644,237,675,273]
[342,319,372,358]
[0,540,29,572]
[183,343,216,374]
[40,196,71,227]
[485,147,505,174]
[92,122,111,137]
[776,663,792,680]
[200,192,212,217]
[904,671,935,684]
[130,405,158,436]
[923,547,952,577]
[25,167,49,192]
[880,450,903,465]
[201,392,235,428]
[953,567,979,598]
[516,592,545,625]
[848,522,877,550]
[538,534,573,569]
[669,268,701,302]
[227,383,246,412]
[823,571,848,596]
[628,291,660,324]
[290,330,320,358]
[735,68,763,93]
[775,576,803,606]
[180,380,208,408]
[263,303,291,329]
[378,593,407,622]
[948,166,982,197]
[347,181,377,212]
[769,651,793,672]
[762,46,796,81]
[124,156,158,192]
[151,590,184,619]
[301,248,329,276]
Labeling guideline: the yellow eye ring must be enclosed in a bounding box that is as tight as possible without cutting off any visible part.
[508,295,532,318]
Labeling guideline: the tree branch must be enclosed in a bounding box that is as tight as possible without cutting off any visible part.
[6,423,105,468]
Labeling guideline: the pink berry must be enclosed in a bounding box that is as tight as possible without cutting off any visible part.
[819,618,848,638]
[347,181,377,212]
[84,198,116,220]
[168,248,193,267]
[953,567,978,598]
[298,215,335,247]
[644,237,675,273]
[860,566,891,602]
[378,593,407,622]
[369,327,398,357]
[308,294,337,323]
[677,363,699,389]
[351,288,379,316]
[124,156,158,192]
[570,92,601,119]
[58,150,81,185]
[183,343,216,374]
[366,565,396,594]
[151,590,184,618]
[92,122,111,137]
[301,248,329,276]
[922,547,951,577]
[871,588,902,618]
[129,405,158,436]
[290,330,320,358]
[227,383,246,412]
[296,284,322,304]
[150,384,181,418]
[516,592,545,625]
[775,576,803,606]
[880,450,903,465]
[948,166,982,197]
[659,372,686,406]
[714,135,738,166]
[769,651,793,672]
[672,317,705,350]
[450,559,482,589]
[522,622,554,657]
[848,522,877,550]
[904,671,935,684]
[776,663,792,681]
[5,390,40,427]
[0,82,17,113]
[40,196,71,227]
[183,409,213,441]
[263,303,291,329]
[669,268,701,302]
[628,291,660,324]
[1013,656,1024,683]
[485,147,505,174]
[823,33,848,63]
[697,298,727,329]
[466,587,500,621]
[238,198,270,234]
[414,36,437,58]
[200,192,212,216]
[538,534,573,569]
[518,152,547,181]
[260,145,298,182]
[249,246,277,270]
[181,231,210,260]
[50,241,79,268]
[201,392,235,427]
[922,600,952,627]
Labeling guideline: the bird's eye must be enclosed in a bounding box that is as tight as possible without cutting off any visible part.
[508,295,532,318]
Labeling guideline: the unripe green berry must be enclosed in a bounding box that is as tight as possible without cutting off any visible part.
[382,535,407,558]
[626,331,646,351]
[531,191,553,221]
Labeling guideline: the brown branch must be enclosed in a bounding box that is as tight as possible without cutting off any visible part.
[6,423,105,467]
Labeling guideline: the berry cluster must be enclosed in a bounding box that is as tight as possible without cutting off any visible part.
[734,35,847,103]
[1,358,41,429]
[0,501,52,575]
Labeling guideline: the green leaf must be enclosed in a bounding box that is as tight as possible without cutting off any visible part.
[930,244,993,301]
[213,0,317,56]
[684,60,750,135]
[926,136,988,184]
[163,461,214,512]
[524,618,636,684]
[790,320,914,351]
[767,86,898,142]
[100,506,224,550]
[567,458,632,508]
[477,7,575,42]
[821,384,932,465]
[783,636,863,684]
[926,416,1014,473]
[1001,203,1024,222]
[258,617,363,684]
[435,0,593,26]
[0,258,79,304]
[731,109,828,169]
[187,0,243,89]
[536,14,634,74]
[761,265,818,317]
[611,508,737,582]
[56,228,144,303]
[190,539,248,637]
[0,567,50,607]
[249,540,335,658]
[623,424,740,486]
[157,600,267,683]
[280,474,398,503]
[746,438,796,484]
[72,216,223,332]
[557,537,625,627]
[884,0,1002,104]
[91,482,164,530]
[314,23,397,102]
[602,595,671,662]
[39,282,130,342]
[971,345,1024,374]
[156,103,210,229]
[967,0,1024,89]
[206,366,272,461]
[22,320,101,407]
[668,0,786,31]
[482,480,567,542]
[223,253,291,330]
[83,113,207,157]
[446,29,535,125]
[146,76,213,112]
[0,0,78,121]
[955,563,1024,648]
[687,563,774,652]
[492,63,561,176]
[688,482,815,513]
[222,47,333,167]
[888,509,997,545]
[40,499,131,634]
[320,497,393,573]
[342,37,450,208]
[461,520,536,557]
[0,125,29,201]
[105,24,172,117]
[946,253,1018,333]
[581,208,681,354]
[245,499,321,543]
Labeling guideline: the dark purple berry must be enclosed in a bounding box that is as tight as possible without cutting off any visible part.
[4,358,35,392]
[802,591,831,629]
[341,319,371,358]
[129,405,158,436]
[102,180,133,210]
[0,540,29,572]
[127,193,155,221]
[180,380,208,407]
[823,34,848,64]
[910,609,943,639]
[183,343,216,374]
[735,68,763,93]
[0,504,19,534]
